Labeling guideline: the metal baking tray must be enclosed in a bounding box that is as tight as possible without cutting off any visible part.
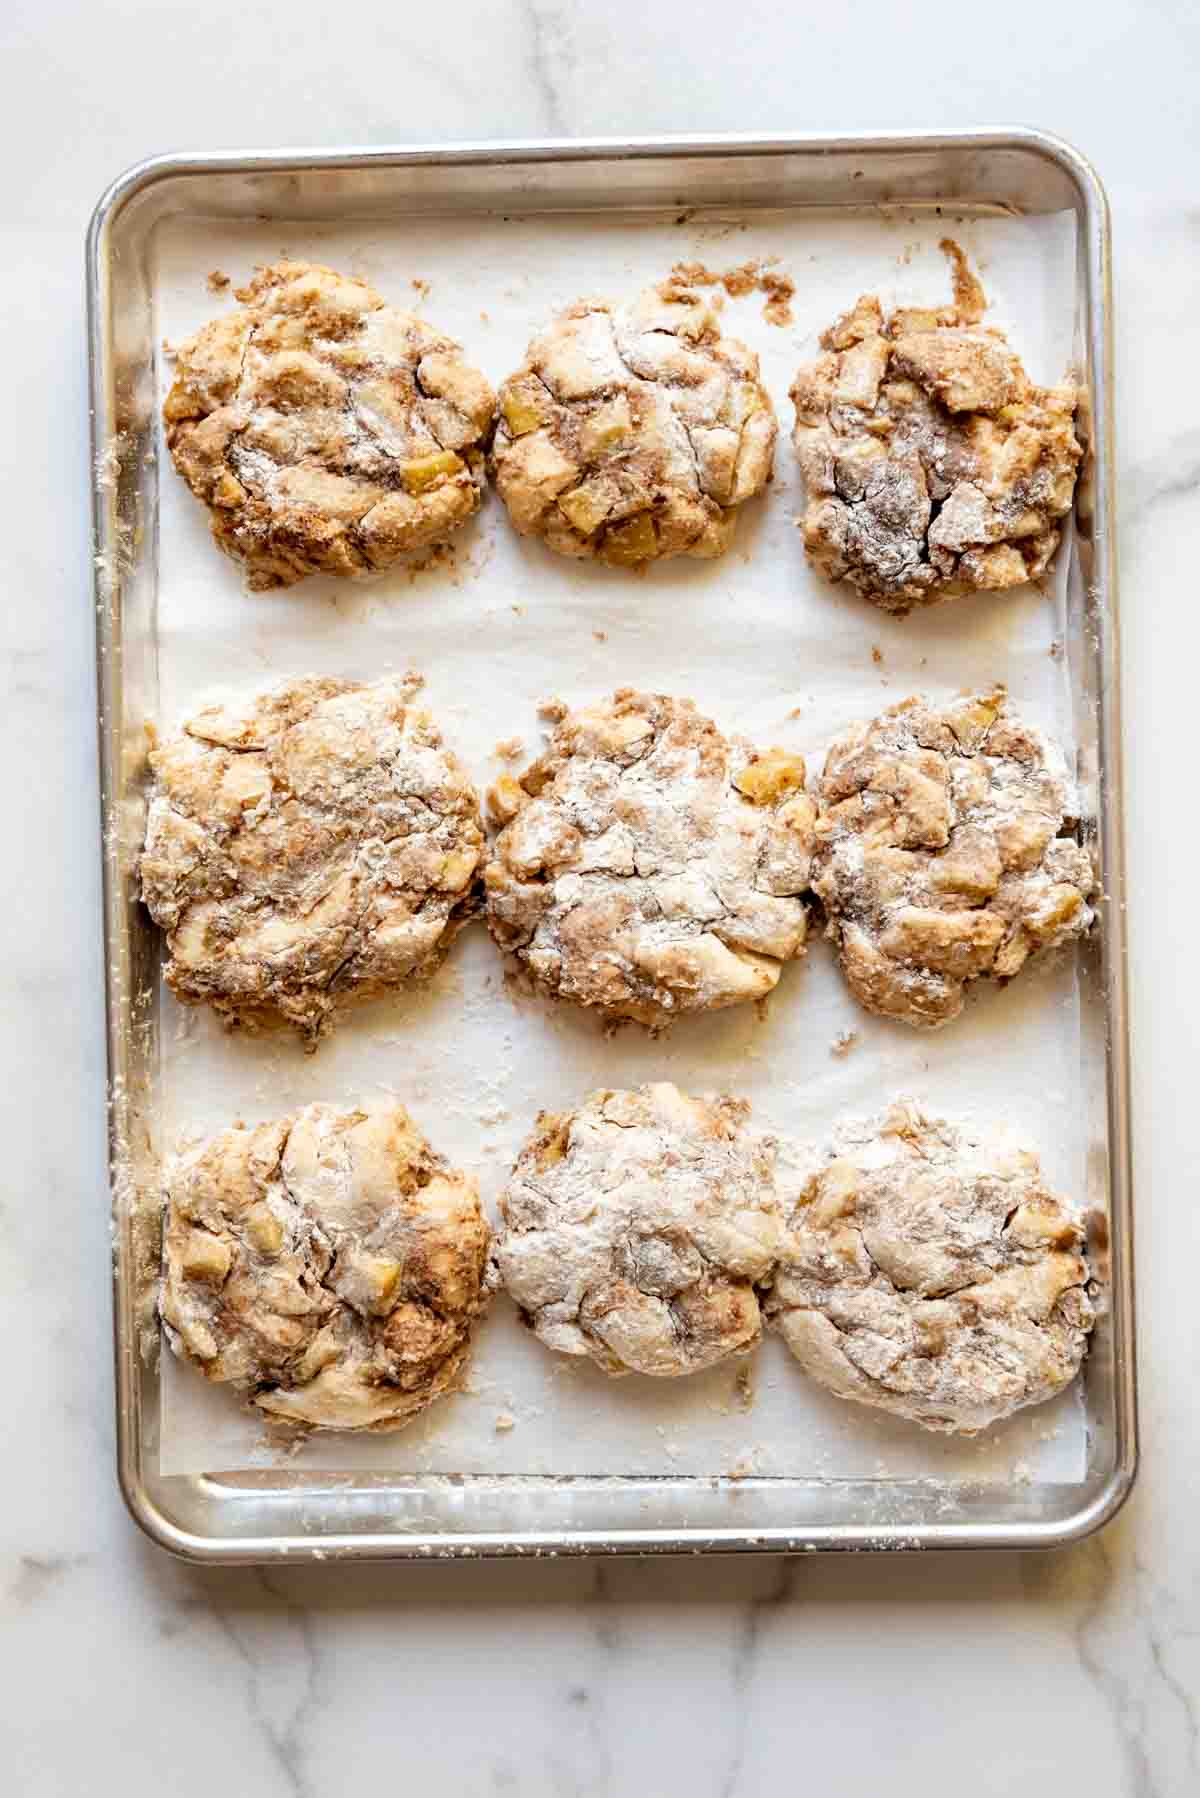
[88,129,1136,1560]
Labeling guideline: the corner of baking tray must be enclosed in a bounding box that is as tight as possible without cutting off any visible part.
[87,150,200,267]
[996,126,1112,233]
[1044,1456,1140,1552]
[115,1454,218,1565]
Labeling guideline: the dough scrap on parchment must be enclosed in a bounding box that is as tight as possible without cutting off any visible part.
[790,242,1081,613]
[163,260,495,589]
[161,1103,490,1433]
[766,1099,1095,1434]
[483,688,815,1027]
[139,675,483,1046]
[812,688,1096,1028]
[493,1082,789,1376]
[492,282,776,567]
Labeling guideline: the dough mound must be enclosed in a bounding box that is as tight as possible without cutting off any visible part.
[484,689,814,1026]
[494,1083,788,1376]
[492,282,776,567]
[812,689,1095,1028]
[790,252,1080,613]
[161,1103,490,1432]
[139,676,483,1044]
[767,1100,1094,1433]
[163,260,495,590]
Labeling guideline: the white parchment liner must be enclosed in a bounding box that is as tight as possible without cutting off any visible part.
[151,203,1087,1482]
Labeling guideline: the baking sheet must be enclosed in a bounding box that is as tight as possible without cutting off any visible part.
[150,203,1088,1483]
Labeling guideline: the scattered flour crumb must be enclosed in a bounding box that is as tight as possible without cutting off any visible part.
[538,694,568,721]
[735,1364,755,1411]
[831,1029,859,1058]
[494,1411,516,1434]
[593,629,608,642]
[94,441,123,489]
[206,269,231,293]
[668,256,794,325]
[871,645,884,665]
[494,736,524,761]
[760,270,795,327]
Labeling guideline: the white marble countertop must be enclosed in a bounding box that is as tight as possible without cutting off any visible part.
[2,0,1197,1790]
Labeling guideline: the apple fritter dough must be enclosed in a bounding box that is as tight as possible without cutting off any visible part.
[790,244,1081,612]
[812,689,1095,1028]
[492,282,776,567]
[163,260,495,589]
[161,1103,490,1432]
[139,676,483,1045]
[484,689,815,1026]
[493,1083,789,1376]
[767,1100,1095,1434]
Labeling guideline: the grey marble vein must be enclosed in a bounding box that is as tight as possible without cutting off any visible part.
[1144,1588,1199,1780]
[1070,1537,1155,1798]
[717,1559,793,1798]
[527,1561,617,1797]
[6,1553,89,1607]
[554,1677,613,1798]
[1124,429,1200,524]
[205,1572,324,1798]
[585,1559,626,1657]
[1031,1527,1200,1798]
[522,0,571,136]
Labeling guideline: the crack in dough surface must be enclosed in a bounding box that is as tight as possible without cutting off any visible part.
[163,260,496,589]
[491,282,776,567]
[161,1103,490,1433]
[766,1100,1095,1434]
[492,1083,789,1377]
[812,688,1096,1029]
[139,676,483,1045]
[483,689,814,1026]
[789,243,1081,613]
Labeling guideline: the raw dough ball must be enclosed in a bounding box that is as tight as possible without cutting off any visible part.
[139,676,483,1045]
[161,1103,490,1432]
[812,688,1095,1028]
[494,1083,789,1376]
[484,689,814,1026]
[163,260,495,589]
[492,282,776,567]
[790,247,1081,613]
[767,1099,1094,1433]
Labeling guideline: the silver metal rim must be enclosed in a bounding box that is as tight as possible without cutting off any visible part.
[88,128,1136,1560]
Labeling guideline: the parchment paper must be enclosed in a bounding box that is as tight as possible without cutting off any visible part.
[151,202,1087,1482]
